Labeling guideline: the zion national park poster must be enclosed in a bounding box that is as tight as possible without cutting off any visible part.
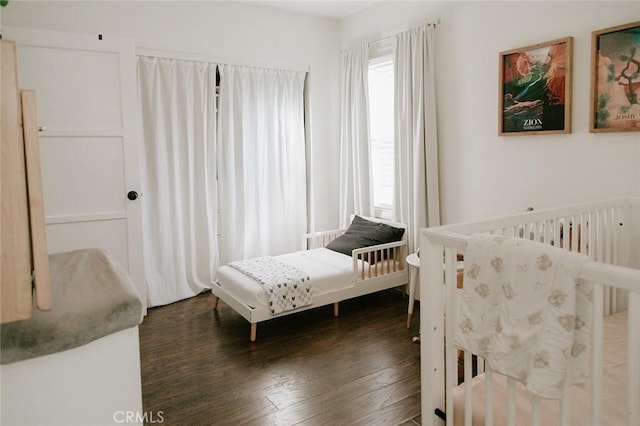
[590,21,640,132]
[499,37,572,136]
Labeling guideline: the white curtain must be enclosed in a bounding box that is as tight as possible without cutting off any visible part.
[217,65,307,263]
[137,56,219,307]
[338,45,374,227]
[393,26,441,252]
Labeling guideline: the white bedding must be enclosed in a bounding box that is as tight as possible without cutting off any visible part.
[215,248,355,310]
[453,310,628,426]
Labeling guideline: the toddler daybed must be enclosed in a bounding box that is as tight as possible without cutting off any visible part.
[419,197,640,426]
[211,215,408,341]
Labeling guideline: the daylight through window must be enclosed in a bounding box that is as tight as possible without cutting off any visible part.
[368,52,395,216]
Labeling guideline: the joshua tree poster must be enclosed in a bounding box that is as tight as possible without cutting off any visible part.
[590,21,640,132]
[499,37,572,136]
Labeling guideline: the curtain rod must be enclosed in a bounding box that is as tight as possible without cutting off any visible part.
[369,19,441,46]
[341,19,441,53]
[136,46,310,73]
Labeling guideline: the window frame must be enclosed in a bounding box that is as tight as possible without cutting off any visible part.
[367,40,395,220]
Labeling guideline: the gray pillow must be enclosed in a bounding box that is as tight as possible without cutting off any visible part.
[326,215,405,264]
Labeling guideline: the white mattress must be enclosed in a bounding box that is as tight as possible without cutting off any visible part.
[215,248,355,309]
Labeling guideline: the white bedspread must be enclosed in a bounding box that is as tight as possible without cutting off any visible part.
[216,248,354,311]
[228,256,312,315]
[455,234,591,399]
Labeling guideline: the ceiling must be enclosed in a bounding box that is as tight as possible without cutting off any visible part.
[243,0,381,20]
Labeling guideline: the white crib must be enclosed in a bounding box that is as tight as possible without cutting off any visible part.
[420,197,640,426]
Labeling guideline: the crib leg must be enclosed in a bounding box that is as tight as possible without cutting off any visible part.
[250,323,257,342]
[333,302,339,317]
[212,295,219,309]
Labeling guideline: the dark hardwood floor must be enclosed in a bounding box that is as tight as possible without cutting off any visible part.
[139,289,422,425]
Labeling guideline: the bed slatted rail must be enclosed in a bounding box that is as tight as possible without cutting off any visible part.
[420,197,640,426]
[302,228,406,281]
[353,242,405,281]
[302,228,347,250]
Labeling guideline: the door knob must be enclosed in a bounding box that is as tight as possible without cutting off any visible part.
[127,191,139,201]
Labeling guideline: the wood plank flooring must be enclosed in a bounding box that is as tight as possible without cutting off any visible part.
[139,289,422,425]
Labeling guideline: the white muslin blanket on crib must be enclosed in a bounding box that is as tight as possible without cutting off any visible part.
[229,256,312,315]
[455,234,592,399]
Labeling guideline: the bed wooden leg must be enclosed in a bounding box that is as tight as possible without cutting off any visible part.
[406,313,413,329]
[333,302,339,317]
[212,295,219,309]
[250,323,257,342]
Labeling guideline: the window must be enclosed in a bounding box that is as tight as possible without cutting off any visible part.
[368,48,394,218]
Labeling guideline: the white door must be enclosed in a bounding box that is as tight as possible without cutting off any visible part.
[5,26,146,307]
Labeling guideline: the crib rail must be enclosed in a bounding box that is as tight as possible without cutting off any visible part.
[420,197,640,426]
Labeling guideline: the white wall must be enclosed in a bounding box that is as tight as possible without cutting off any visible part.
[341,1,640,224]
[5,1,639,228]
[1,0,342,231]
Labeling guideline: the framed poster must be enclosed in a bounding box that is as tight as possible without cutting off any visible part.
[590,21,640,133]
[499,37,573,136]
